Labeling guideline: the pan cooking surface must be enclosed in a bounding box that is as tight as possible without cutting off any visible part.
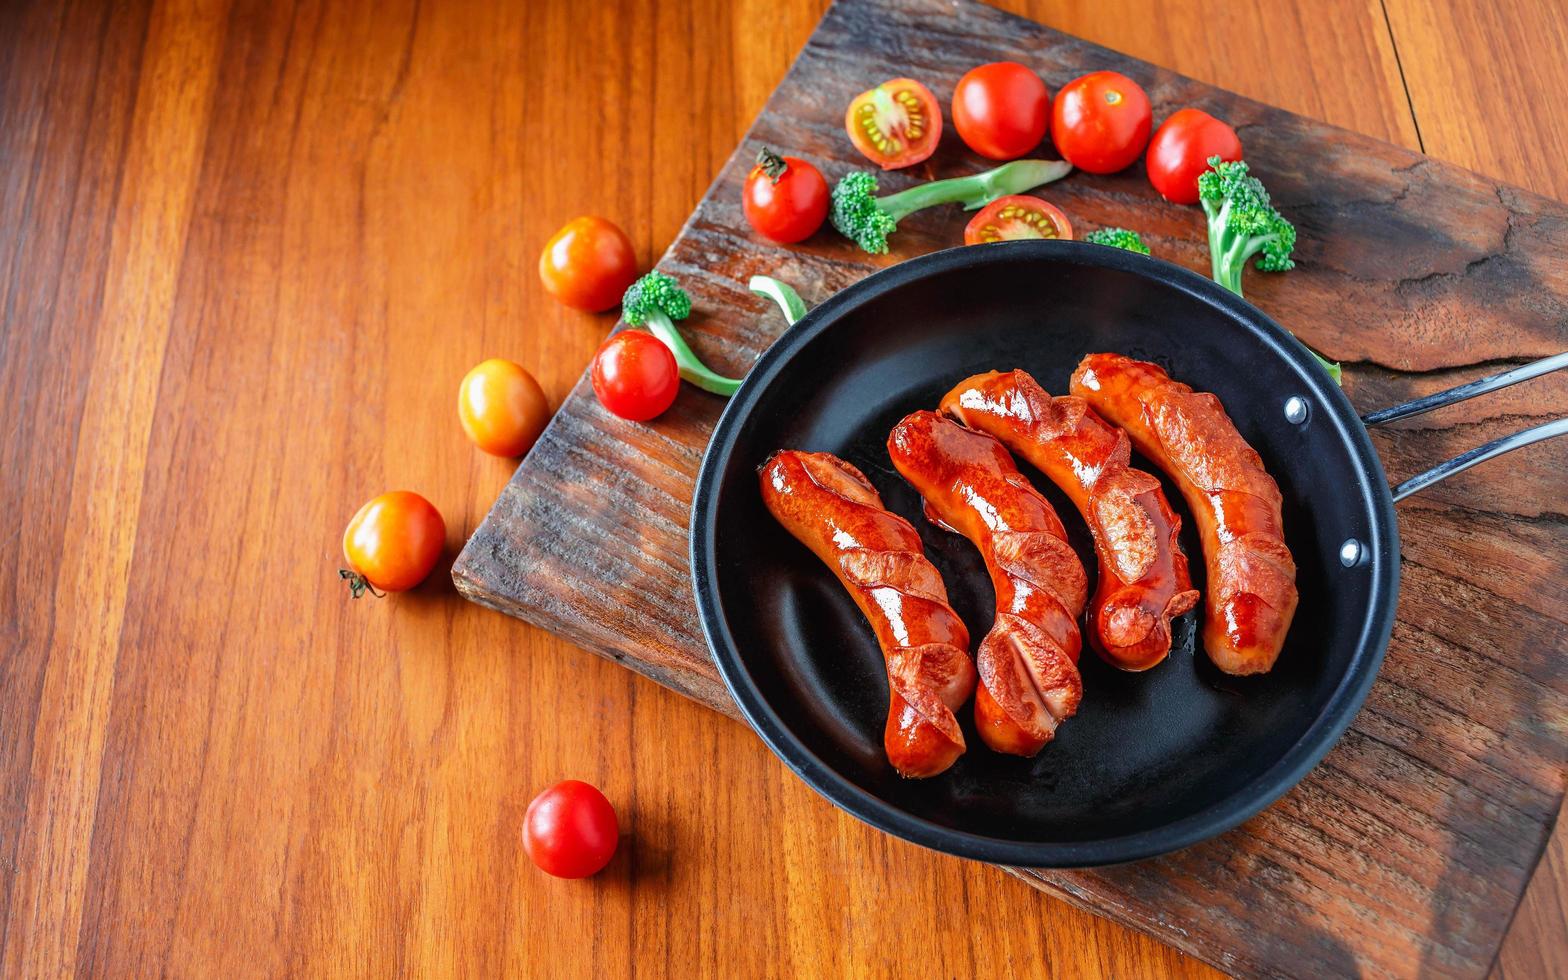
[691,241,1398,866]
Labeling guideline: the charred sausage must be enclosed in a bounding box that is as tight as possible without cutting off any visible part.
[888,411,1086,756]
[940,370,1198,671]
[1071,353,1297,675]
[760,450,976,776]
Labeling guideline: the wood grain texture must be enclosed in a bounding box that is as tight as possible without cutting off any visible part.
[1383,5,1568,975]
[0,0,1561,977]
[0,0,1209,976]
[454,0,1568,977]
[1381,0,1568,204]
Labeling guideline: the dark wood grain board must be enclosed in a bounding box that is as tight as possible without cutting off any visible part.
[452,0,1568,975]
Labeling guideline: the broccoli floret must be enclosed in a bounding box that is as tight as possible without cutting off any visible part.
[621,271,692,326]
[1198,158,1338,383]
[1083,228,1151,255]
[620,272,740,396]
[830,171,900,254]
[830,159,1073,255]
[1197,157,1297,292]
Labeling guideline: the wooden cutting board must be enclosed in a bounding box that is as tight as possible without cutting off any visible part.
[453,0,1568,974]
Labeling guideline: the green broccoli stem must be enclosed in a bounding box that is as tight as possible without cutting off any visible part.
[1216,232,1255,295]
[876,159,1073,221]
[1206,219,1343,384]
[641,312,742,396]
[1202,198,1231,288]
[748,275,807,326]
[1316,356,1343,385]
[1212,261,1342,382]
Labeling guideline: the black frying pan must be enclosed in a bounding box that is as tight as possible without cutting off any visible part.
[689,241,1566,867]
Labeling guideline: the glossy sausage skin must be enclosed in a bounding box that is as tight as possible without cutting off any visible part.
[760,450,976,777]
[1072,354,1297,675]
[940,370,1198,671]
[888,411,1086,756]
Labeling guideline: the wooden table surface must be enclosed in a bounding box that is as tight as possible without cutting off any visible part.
[1,0,1563,976]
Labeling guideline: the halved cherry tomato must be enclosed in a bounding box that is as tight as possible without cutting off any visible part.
[340,491,446,596]
[952,62,1050,161]
[1146,108,1242,205]
[538,216,639,313]
[963,195,1073,244]
[845,78,942,170]
[1051,71,1153,174]
[458,358,552,457]
[591,330,679,421]
[523,780,619,879]
[743,148,829,244]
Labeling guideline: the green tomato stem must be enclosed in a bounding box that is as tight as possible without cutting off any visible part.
[877,159,1073,222]
[643,312,742,396]
[748,275,808,326]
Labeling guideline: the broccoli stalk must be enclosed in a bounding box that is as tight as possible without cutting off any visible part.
[1197,157,1341,384]
[622,272,742,396]
[831,159,1073,254]
[1197,157,1296,293]
[1083,227,1151,255]
[748,275,807,326]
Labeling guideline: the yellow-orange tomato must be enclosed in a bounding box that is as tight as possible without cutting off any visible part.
[459,359,551,456]
[538,216,639,313]
[341,491,446,595]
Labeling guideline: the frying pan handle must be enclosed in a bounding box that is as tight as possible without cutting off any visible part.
[1388,419,1568,502]
[1361,351,1568,425]
[1359,351,1568,502]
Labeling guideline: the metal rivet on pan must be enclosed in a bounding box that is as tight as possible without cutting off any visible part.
[1283,396,1310,425]
[1340,539,1368,567]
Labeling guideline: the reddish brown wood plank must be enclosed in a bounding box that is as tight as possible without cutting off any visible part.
[1383,0,1568,203]
[3,0,1562,975]
[1497,800,1568,980]
[1000,0,1420,151]
[0,0,156,954]
[454,0,1568,975]
[0,0,1223,976]
[1374,3,1568,973]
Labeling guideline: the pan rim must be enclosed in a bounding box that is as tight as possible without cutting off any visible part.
[690,239,1400,867]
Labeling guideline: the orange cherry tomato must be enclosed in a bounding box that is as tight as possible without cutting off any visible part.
[458,358,552,457]
[845,78,943,170]
[963,195,1073,244]
[1051,71,1153,174]
[340,491,445,596]
[538,216,639,313]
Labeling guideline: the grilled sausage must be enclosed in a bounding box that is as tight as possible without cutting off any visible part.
[940,370,1198,671]
[888,411,1086,756]
[760,450,976,777]
[1071,353,1297,675]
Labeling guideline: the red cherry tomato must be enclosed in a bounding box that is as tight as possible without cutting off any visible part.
[743,149,829,244]
[340,491,445,595]
[1145,108,1243,205]
[538,216,639,313]
[963,195,1073,244]
[523,780,619,879]
[845,78,942,170]
[952,62,1050,161]
[1051,71,1153,174]
[591,331,680,421]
